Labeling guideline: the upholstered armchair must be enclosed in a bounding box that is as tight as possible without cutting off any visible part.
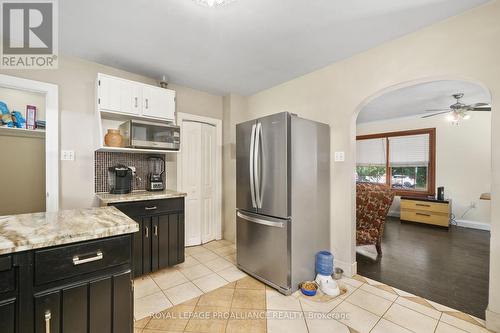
[356,183,395,256]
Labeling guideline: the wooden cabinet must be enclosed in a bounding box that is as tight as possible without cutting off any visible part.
[97,75,141,116]
[0,255,20,333]
[111,198,185,278]
[0,234,133,333]
[400,197,451,227]
[33,272,132,333]
[97,73,175,122]
[142,85,175,121]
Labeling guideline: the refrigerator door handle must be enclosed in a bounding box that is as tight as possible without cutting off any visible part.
[237,211,285,228]
[249,124,257,208]
[255,122,263,208]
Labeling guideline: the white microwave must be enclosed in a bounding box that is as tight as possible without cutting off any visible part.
[119,120,180,151]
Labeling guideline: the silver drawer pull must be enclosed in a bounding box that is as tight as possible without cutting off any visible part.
[416,203,431,207]
[45,310,51,333]
[153,225,158,236]
[73,251,103,266]
[145,206,157,210]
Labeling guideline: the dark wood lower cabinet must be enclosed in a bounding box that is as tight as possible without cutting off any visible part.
[111,198,185,278]
[0,234,134,333]
[0,299,16,333]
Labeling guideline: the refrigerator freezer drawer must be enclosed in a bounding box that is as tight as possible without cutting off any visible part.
[236,210,290,292]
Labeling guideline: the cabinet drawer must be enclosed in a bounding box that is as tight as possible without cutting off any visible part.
[401,209,449,227]
[400,199,449,214]
[111,198,184,217]
[0,256,15,294]
[34,235,131,286]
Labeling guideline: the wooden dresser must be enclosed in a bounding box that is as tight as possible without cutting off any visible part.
[400,197,451,228]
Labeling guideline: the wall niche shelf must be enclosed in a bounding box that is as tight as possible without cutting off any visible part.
[0,126,46,138]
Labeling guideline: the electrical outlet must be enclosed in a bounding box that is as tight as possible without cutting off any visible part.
[471,201,477,209]
[334,151,345,162]
[61,150,75,161]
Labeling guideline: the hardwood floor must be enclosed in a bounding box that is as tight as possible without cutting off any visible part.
[356,217,490,319]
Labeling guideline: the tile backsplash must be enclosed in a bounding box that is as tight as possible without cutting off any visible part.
[94,152,166,193]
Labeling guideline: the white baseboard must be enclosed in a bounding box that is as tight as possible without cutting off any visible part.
[486,308,500,331]
[388,210,400,218]
[335,259,357,277]
[455,219,491,231]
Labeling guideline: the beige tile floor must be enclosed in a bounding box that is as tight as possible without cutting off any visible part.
[134,241,495,333]
[134,239,245,320]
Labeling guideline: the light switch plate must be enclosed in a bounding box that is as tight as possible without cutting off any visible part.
[334,151,345,162]
[61,150,75,161]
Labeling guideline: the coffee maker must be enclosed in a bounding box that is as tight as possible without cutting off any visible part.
[108,164,133,194]
[147,156,165,191]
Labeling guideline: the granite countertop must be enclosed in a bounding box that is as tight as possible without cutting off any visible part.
[95,189,187,205]
[0,207,139,255]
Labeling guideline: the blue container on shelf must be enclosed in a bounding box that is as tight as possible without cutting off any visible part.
[315,251,334,276]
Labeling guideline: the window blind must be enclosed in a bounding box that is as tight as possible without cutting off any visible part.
[356,138,387,166]
[389,134,429,167]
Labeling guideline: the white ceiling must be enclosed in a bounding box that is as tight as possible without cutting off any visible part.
[357,80,491,123]
[60,0,490,95]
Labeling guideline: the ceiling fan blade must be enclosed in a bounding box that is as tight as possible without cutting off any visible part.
[469,106,491,112]
[424,108,450,112]
[421,111,450,118]
[469,103,490,108]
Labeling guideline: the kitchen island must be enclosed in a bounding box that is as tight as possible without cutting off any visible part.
[0,207,139,333]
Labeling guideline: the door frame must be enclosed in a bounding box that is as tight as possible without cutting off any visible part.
[177,112,223,241]
[0,74,59,212]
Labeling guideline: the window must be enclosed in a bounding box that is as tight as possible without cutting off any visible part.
[356,128,436,196]
[356,138,386,184]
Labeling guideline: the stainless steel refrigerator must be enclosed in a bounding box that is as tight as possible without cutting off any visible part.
[236,112,330,295]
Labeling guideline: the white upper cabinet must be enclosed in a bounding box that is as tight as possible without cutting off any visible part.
[142,85,175,121]
[97,73,175,122]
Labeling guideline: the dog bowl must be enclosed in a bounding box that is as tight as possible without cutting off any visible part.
[300,281,318,296]
[332,267,344,280]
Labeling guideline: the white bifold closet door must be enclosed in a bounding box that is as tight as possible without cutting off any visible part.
[182,120,217,246]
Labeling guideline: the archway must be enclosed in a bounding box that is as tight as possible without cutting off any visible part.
[350,76,492,318]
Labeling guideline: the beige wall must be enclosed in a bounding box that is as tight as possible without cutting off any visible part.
[0,133,45,215]
[0,87,46,121]
[0,56,223,209]
[222,94,248,242]
[357,112,492,226]
[223,1,500,327]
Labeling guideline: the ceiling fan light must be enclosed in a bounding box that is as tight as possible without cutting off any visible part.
[446,113,459,122]
[194,0,234,7]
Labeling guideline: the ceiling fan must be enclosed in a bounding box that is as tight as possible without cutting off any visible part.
[422,93,491,123]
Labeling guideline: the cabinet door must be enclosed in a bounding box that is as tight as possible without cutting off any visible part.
[0,255,17,333]
[157,214,169,269]
[151,216,160,272]
[98,75,141,115]
[62,284,87,333]
[177,212,185,264]
[142,85,175,121]
[0,299,16,333]
[156,213,186,269]
[89,277,112,333]
[168,214,182,266]
[112,271,132,333]
[132,217,143,278]
[142,217,153,275]
[35,291,60,333]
